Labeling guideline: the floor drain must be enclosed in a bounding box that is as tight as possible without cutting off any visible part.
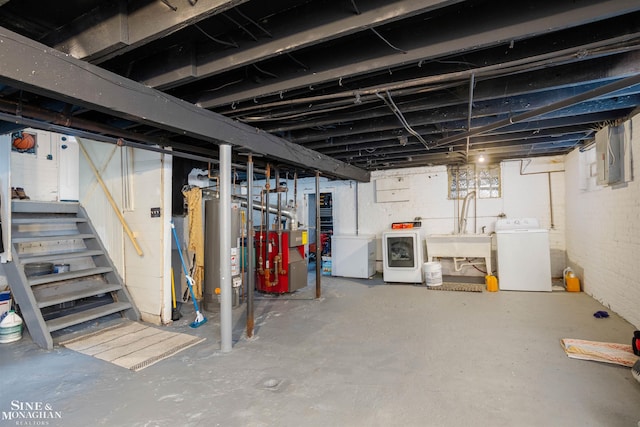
[261,378,283,391]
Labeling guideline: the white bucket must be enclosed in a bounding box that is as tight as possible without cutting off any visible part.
[0,311,23,344]
[423,262,443,286]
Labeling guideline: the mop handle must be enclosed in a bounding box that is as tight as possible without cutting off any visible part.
[170,222,200,312]
[170,222,190,279]
[185,276,200,314]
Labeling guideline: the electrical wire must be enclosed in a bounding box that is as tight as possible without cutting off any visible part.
[160,0,177,12]
[234,8,272,38]
[194,24,238,48]
[376,91,429,148]
[222,12,258,41]
[252,63,277,79]
[369,28,406,54]
[218,37,640,119]
[350,0,360,14]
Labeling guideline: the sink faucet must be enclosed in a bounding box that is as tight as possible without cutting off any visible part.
[458,191,476,234]
[482,226,486,234]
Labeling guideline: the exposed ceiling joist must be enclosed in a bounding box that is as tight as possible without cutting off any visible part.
[136,0,464,88]
[0,27,369,182]
[45,0,248,63]
[288,87,640,144]
[0,0,638,173]
[433,74,640,148]
[196,0,640,108]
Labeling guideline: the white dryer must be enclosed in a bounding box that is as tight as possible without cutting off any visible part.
[382,229,424,283]
[495,218,551,291]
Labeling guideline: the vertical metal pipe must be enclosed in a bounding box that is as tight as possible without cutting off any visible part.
[548,172,555,229]
[246,155,254,338]
[465,73,475,159]
[294,172,298,209]
[293,171,298,231]
[219,144,232,353]
[473,166,478,234]
[275,168,283,278]
[275,168,282,229]
[315,171,321,299]
[355,181,359,235]
[265,164,270,237]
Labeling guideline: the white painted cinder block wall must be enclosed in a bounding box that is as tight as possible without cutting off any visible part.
[1,132,172,323]
[80,139,172,324]
[10,129,60,202]
[564,113,640,329]
[271,156,566,277]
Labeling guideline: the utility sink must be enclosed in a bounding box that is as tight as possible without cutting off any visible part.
[426,234,493,274]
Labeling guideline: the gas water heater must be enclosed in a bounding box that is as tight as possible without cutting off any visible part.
[204,197,242,311]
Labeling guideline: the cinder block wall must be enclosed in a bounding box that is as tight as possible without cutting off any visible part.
[286,157,566,278]
[565,114,640,329]
[79,139,172,324]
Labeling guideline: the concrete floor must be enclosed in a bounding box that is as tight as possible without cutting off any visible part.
[1,274,640,427]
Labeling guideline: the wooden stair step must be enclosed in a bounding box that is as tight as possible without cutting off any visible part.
[19,249,105,264]
[12,233,95,243]
[37,283,122,308]
[12,217,88,225]
[46,302,132,332]
[29,266,113,286]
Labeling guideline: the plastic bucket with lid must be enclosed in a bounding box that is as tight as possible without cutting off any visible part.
[423,262,443,286]
[0,311,23,344]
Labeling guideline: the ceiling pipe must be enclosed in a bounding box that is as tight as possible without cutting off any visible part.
[229,36,640,125]
[432,73,640,148]
[0,110,276,176]
[0,98,173,146]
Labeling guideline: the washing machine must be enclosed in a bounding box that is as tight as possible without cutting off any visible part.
[382,229,424,283]
[495,218,551,291]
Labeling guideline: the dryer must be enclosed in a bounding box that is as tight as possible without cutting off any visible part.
[382,229,424,283]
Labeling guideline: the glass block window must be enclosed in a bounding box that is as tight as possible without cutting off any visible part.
[448,164,501,199]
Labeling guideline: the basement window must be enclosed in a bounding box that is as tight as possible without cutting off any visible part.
[448,164,501,199]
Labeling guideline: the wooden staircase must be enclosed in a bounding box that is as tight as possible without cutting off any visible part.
[3,200,139,350]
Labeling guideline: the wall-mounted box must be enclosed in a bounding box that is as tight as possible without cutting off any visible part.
[595,124,624,186]
[375,177,410,203]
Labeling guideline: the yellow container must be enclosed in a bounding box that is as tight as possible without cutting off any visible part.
[485,275,498,292]
[565,273,580,292]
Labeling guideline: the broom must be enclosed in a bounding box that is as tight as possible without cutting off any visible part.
[170,268,182,321]
[171,221,207,328]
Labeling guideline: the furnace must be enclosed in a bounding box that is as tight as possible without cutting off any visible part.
[255,229,308,294]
